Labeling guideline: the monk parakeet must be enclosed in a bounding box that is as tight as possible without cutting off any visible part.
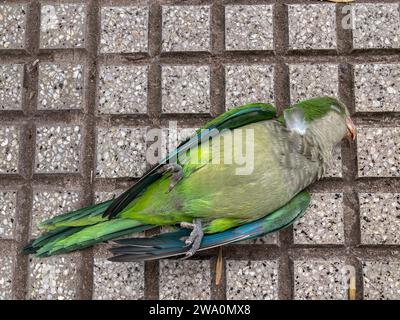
[24,96,356,261]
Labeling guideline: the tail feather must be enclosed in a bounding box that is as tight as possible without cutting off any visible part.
[109,191,311,262]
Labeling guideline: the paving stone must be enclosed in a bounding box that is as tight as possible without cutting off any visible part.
[158,125,196,159]
[357,127,400,177]
[0,191,17,239]
[294,260,347,300]
[225,64,274,109]
[162,5,210,52]
[226,260,278,300]
[359,193,400,245]
[0,64,24,110]
[40,3,86,49]
[93,249,144,300]
[0,249,14,300]
[352,4,400,49]
[162,65,210,113]
[0,125,20,174]
[31,190,80,237]
[289,64,339,104]
[100,6,148,53]
[159,260,211,300]
[324,145,342,178]
[35,125,82,173]
[293,193,344,245]
[98,65,148,114]
[363,260,400,300]
[96,127,147,178]
[288,4,336,50]
[225,5,273,51]
[38,63,84,110]
[354,64,400,112]
[28,255,79,300]
[0,4,26,49]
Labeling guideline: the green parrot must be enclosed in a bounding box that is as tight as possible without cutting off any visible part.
[24,96,356,261]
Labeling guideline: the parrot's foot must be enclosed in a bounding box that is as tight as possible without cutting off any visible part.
[180,219,203,258]
[157,163,183,192]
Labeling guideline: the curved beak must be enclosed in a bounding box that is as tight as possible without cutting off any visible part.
[346,116,356,141]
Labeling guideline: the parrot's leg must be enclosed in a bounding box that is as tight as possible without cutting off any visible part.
[157,163,183,192]
[180,218,203,258]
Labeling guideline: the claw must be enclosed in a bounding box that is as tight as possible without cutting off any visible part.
[157,163,183,192]
[180,219,203,259]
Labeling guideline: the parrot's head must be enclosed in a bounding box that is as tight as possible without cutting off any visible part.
[283,96,356,145]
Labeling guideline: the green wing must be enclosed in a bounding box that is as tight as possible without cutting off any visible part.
[103,102,277,219]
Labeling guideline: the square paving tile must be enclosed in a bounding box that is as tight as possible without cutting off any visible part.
[100,6,148,53]
[0,64,24,110]
[357,127,400,177]
[98,65,148,114]
[0,191,17,239]
[288,4,336,50]
[225,64,274,109]
[35,125,82,173]
[293,193,344,245]
[352,3,400,49]
[38,63,84,110]
[0,4,26,49]
[225,5,273,51]
[162,5,210,52]
[0,125,20,174]
[226,260,278,300]
[40,3,86,49]
[354,64,400,112]
[96,127,147,178]
[162,65,210,113]
[363,260,400,300]
[0,249,14,300]
[359,193,400,245]
[159,260,211,300]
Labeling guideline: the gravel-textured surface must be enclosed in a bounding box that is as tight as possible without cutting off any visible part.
[293,193,344,245]
[359,193,400,245]
[162,65,210,113]
[352,3,400,49]
[225,64,274,109]
[0,191,16,239]
[354,64,400,112]
[0,64,24,110]
[0,4,26,49]
[93,249,144,300]
[226,260,278,300]
[159,260,210,300]
[40,4,86,49]
[98,65,148,114]
[363,260,400,300]
[35,125,82,173]
[100,6,148,54]
[1,0,400,301]
[96,127,147,178]
[28,255,79,300]
[225,5,273,51]
[288,4,336,50]
[162,5,210,52]
[289,64,339,104]
[31,190,80,237]
[357,127,400,177]
[38,63,84,110]
[294,260,347,300]
[0,250,14,300]
[0,125,19,174]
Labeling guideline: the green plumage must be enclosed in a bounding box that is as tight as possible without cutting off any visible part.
[24,97,350,258]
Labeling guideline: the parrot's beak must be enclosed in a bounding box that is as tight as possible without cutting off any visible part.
[346,116,356,141]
